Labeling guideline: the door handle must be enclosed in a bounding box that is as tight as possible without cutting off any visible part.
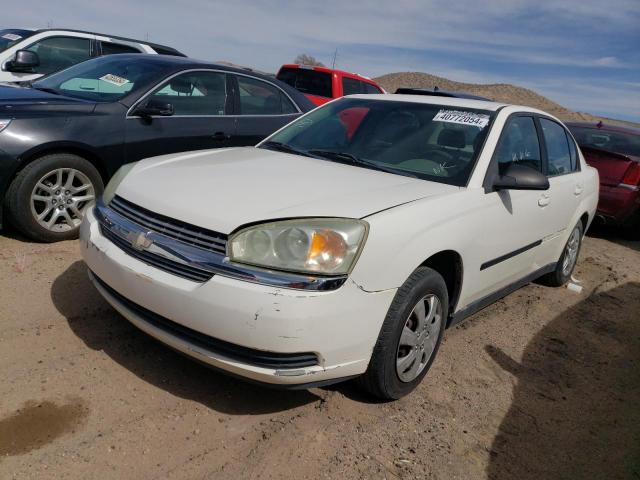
[212,131,230,141]
[574,183,584,196]
[538,193,550,207]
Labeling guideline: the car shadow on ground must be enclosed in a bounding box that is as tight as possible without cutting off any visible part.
[588,224,639,253]
[51,261,321,415]
[485,281,640,480]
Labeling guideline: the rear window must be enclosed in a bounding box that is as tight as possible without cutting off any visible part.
[277,67,332,98]
[569,126,640,157]
[101,42,141,55]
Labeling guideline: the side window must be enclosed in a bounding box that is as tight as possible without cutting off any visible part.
[237,75,295,115]
[363,82,381,94]
[101,42,141,55]
[494,116,542,173]
[540,118,573,176]
[149,71,227,116]
[342,77,362,95]
[567,132,579,171]
[26,36,91,75]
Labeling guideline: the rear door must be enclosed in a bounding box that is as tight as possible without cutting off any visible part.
[535,117,583,265]
[231,74,302,146]
[125,70,236,161]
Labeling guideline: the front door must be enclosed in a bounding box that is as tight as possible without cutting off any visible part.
[125,70,236,162]
[467,115,550,303]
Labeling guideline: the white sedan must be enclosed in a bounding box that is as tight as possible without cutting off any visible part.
[80,94,598,399]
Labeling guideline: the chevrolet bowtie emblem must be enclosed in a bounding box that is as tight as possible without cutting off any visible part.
[127,231,153,251]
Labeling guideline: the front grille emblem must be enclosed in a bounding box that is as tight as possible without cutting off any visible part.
[127,231,153,251]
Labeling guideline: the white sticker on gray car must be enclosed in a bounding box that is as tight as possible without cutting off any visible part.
[433,110,490,128]
[99,74,130,87]
[2,33,23,41]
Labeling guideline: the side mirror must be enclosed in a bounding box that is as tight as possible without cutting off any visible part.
[492,163,549,191]
[134,99,175,119]
[6,50,40,72]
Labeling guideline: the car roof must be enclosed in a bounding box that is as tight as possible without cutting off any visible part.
[565,121,640,136]
[347,93,507,111]
[394,87,490,101]
[32,28,185,56]
[98,54,315,111]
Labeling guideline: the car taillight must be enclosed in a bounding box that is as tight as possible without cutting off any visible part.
[622,162,640,187]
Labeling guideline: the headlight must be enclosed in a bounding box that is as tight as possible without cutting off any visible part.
[0,119,12,132]
[229,218,368,275]
[102,162,137,205]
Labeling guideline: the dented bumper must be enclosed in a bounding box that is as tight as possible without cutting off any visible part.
[79,207,396,386]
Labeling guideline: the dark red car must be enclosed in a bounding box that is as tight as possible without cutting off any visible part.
[276,64,384,106]
[567,122,640,229]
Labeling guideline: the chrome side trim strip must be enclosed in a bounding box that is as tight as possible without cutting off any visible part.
[95,201,347,291]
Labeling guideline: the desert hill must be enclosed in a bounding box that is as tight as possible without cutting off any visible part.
[374,72,638,129]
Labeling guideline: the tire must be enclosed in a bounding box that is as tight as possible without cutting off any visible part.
[6,154,103,242]
[539,221,584,287]
[358,267,448,400]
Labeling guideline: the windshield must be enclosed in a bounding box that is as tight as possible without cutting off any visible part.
[569,126,640,157]
[0,29,34,53]
[277,67,332,98]
[261,98,494,186]
[32,56,174,102]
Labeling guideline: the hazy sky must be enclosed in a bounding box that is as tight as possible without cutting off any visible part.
[5,0,640,121]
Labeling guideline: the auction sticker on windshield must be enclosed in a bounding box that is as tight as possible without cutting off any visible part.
[100,74,130,87]
[433,109,490,128]
[2,33,22,41]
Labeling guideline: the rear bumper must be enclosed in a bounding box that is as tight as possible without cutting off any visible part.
[80,207,397,386]
[597,184,640,225]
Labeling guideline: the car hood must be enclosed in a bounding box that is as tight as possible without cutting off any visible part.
[116,147,459,234]
[0,84,96,114]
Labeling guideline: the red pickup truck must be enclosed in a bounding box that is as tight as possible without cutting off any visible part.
[276,64,384,106]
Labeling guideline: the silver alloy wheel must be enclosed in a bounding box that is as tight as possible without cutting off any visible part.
[396,294,443,383]
[561,226,581,277]
[30,168,96,232]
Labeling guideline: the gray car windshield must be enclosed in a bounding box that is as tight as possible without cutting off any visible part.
[32,56,173,102]
[262,98,493,186]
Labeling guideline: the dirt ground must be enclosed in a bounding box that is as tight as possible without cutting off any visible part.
[0,226,638,480]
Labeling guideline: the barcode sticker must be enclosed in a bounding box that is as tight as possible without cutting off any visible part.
[433,109,490,128]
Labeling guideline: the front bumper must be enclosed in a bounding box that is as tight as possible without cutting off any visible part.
[80,207,396,386]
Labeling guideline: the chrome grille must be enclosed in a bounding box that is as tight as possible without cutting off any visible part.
[100,226,214,282]
[110,196,227,255]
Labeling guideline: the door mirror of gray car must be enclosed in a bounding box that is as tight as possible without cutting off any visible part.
[134,99,175,119]
[492,163,550,191]
[6,50,40,72]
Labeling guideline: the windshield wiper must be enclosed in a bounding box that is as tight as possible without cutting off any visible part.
[32,86,61,95]
[308,150,418,178]
[260,141,316,158]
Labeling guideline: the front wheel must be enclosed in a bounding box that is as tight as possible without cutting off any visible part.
[358,267,448,400]
[539,221,583,287]
[6,154,103,242]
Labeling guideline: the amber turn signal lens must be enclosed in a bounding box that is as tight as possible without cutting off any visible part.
[308,229,347,269]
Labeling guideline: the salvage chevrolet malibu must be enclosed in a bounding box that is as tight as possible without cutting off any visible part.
[80,95,599,399]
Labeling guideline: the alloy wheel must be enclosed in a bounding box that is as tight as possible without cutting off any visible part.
[30,168,96,232]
